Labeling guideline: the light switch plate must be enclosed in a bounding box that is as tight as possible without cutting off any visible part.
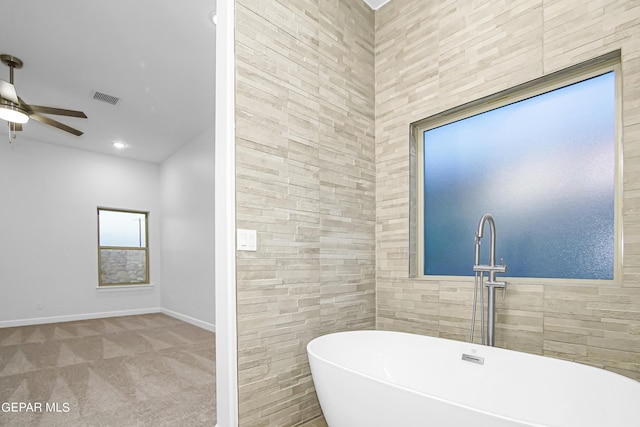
[237,229,257,251]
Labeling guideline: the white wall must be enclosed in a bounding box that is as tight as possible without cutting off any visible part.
[160,127,215,330]
[0,138,162,325]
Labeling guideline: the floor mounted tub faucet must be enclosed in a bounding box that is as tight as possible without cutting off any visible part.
[471,214,507,347]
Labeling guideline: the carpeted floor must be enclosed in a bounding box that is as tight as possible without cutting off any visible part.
[0,313,216,427]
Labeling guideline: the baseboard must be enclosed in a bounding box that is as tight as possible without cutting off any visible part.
[0,307,216,332]
[161,308,216,332]
[0,307,162,328]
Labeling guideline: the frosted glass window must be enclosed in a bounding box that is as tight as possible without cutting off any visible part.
[422,72,616,280]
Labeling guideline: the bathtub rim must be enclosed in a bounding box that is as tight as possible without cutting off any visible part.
[307,330,640,427]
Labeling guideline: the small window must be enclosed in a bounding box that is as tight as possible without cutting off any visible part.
[413,55,621,282]
[97,208,149,286]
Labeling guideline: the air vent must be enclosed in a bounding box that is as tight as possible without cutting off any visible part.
[91,91,120,105]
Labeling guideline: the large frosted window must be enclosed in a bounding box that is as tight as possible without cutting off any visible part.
[421,71,617,280]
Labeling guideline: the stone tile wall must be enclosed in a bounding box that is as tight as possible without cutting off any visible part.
[233,0,640,425]
[234,0,375,425]
[375,0,640,379]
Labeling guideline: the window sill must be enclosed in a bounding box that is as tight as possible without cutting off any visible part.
[415,275,621,287]
[96,284,155,291]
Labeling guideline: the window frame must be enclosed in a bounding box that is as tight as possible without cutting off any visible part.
[97,207,150,287]
[410,52,623,285]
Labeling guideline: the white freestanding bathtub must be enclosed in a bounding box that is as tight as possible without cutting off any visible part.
[307,331,640,427]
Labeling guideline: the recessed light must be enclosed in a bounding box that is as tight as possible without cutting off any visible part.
[113,141,127,149]
[210,11,217,25]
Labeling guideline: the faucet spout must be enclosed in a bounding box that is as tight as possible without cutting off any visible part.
[476,213,497,268]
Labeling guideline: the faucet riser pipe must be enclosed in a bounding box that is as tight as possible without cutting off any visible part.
[486,285,497,347]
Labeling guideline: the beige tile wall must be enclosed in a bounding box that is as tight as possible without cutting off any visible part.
[234,0,375,425]
[376,0,640,379]
[234,0,640,424]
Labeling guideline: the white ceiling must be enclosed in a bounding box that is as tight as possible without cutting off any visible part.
[0,1,391,163]
[1,0,216,164]
[363,0,391,10]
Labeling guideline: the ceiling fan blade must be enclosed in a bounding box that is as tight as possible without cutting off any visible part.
[28,105,87,118]
[0,80,19,104]
[30,113,84,136]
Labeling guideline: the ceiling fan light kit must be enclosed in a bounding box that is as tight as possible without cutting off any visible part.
[0,53,87,140]
[0,100,29,123]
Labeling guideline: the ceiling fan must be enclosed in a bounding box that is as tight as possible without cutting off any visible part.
[0,53,87,138]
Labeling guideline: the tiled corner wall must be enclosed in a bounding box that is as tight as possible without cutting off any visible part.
[234,0,375,425]
[375,0,640,379]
